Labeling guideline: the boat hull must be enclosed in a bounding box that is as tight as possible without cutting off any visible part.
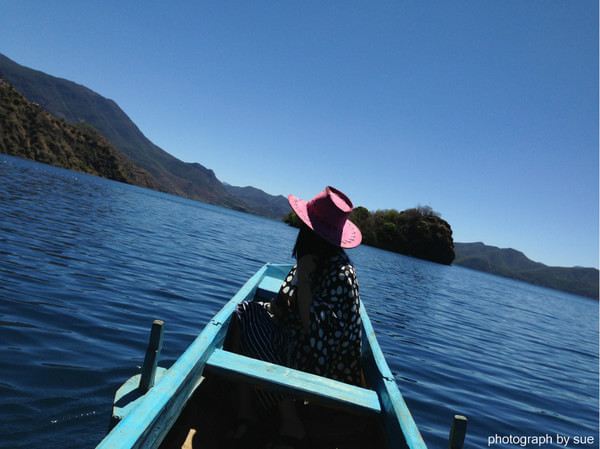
[96,263,428,449]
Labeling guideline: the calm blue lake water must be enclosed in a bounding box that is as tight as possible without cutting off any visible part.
[0,154,598,449]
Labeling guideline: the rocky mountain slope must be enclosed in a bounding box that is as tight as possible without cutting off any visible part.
[223,184,289,220]
[0,78,157,188]
[0,53,286,216]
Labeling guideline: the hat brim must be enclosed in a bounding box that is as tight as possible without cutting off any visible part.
[288,194,362,249]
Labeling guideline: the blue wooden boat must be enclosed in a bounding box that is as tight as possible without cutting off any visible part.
[95,263,465,449]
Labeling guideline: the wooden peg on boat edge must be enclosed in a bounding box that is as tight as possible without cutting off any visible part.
[139,319,164,392]
[449,414,467,449]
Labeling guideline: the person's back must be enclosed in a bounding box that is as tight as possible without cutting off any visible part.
[231,186,364,447]
[275,251,362,385]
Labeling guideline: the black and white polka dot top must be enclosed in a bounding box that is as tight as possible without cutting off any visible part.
[274,252,362,385]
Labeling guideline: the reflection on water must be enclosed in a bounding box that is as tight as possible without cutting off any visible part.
[0,154,598,449]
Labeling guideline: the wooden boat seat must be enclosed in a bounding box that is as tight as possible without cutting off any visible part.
[205,348,382,414]
[255,274,284,300]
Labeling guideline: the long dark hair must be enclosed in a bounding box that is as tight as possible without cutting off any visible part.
[292,223,344,261]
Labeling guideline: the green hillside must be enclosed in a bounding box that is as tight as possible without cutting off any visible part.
[0,78,157,187]
[0,53,254,212]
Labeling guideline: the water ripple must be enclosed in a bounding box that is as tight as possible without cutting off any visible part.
[0,155,598,449]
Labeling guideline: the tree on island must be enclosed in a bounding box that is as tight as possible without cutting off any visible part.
[284,205,455,265]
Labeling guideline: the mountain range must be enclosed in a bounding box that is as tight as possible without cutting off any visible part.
[0,53,289,219]
[0,52,596,299]
[454,242,598,299]
[0,79,157,188]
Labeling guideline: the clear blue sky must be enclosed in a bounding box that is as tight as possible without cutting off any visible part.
[1,1,598,268]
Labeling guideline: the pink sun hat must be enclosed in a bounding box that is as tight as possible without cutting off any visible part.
[288,186,362,249]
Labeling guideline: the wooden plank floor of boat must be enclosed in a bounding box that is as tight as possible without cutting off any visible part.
[159,373,386,449]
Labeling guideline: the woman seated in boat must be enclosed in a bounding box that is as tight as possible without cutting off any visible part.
[231,186,363,446]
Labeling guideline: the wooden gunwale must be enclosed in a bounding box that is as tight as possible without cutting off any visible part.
[96,264,269,449]
[359,305,428,449]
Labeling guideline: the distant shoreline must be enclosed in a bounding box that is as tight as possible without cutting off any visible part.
[1,52,596,301]
[454,242,598,300]
[3,151,597,301]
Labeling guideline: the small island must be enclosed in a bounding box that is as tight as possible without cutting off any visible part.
[284,205,455,265]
